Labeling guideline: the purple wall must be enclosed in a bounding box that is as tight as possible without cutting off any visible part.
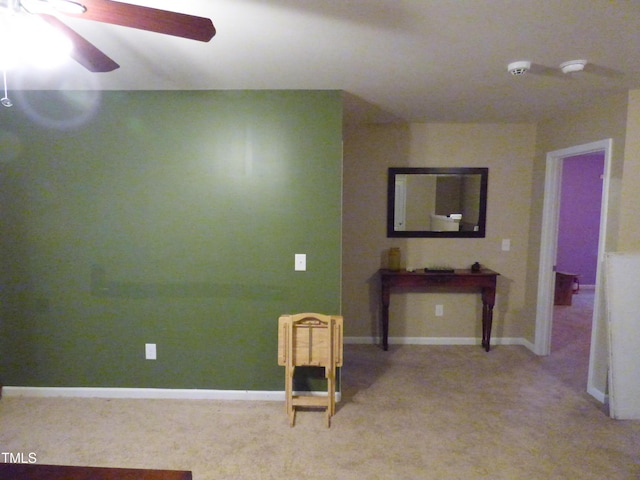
[556,153,604,285]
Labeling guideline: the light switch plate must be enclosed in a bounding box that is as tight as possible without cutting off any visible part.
[294,254,306,271]
[435,304,444,317]
[502,239,511,251]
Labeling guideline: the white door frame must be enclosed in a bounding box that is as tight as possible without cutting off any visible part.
[534,138,612,400]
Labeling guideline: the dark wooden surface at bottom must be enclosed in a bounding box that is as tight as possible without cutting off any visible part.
[0,463,192,480]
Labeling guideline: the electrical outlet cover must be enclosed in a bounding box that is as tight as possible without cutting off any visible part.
[294,254,306,271]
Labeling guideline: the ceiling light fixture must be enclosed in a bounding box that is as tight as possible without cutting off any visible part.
[49,0,87,15]
[560,59,587,74]
[507,61,531,76]
[2,0,20,13]
[0,7,75,108]
[0,12,72,70]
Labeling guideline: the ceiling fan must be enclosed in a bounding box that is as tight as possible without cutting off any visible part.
[1,0,216,73]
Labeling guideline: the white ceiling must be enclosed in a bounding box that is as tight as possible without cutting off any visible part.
[8,0,640,123]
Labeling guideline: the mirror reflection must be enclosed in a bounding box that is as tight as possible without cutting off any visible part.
[387,167,488,238]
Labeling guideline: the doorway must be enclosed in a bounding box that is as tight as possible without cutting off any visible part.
[534,139,612,402]
[551,152,604,391]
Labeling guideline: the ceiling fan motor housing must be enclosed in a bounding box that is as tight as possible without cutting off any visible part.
[560,59,587,74]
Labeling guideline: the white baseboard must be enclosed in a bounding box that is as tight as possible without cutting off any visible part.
[520,337,536,352]
[345,336,531,347]
[587,385,607,404]
[2,386,341,402]
[0,337,545,402]
[341,337,607,403]
[2,387,282,401]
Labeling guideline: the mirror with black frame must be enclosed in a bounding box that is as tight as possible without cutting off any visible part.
[387,167,488,238]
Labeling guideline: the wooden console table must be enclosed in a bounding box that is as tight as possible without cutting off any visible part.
[379,268,499,352]
[0,464,192,479]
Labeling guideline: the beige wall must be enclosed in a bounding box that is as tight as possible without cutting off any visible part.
[342,90,636,400]
[525,92,629,395]
[619,90,640,250]
[342,123,536,342]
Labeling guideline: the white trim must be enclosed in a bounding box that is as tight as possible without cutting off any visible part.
[3,381,598,409]
[2,387,283,401]
[534,148,564,355]
[519,337,536,352]
[2,387,345,402]
[587,385,607,404]
[2,387,342,402]
[2,338,536,401]
[345,336,531,347]
[535,139,612,403]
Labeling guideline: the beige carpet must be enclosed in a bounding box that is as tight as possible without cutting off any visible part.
[1,294,639,479]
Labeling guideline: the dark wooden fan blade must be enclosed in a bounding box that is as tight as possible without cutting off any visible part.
[61,0,216,42]
[39,14,120,72]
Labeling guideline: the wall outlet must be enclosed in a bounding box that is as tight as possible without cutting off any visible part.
[294,254,306,271]
[502,238,511,251]
[145,343,157,360]
[435,304,444,317]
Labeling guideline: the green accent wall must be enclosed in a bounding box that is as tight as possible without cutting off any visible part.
[0,90,342,390]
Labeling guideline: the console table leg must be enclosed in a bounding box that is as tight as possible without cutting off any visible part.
[381,285,391,351]
[382,305,389,351]
[482,303,493,352]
